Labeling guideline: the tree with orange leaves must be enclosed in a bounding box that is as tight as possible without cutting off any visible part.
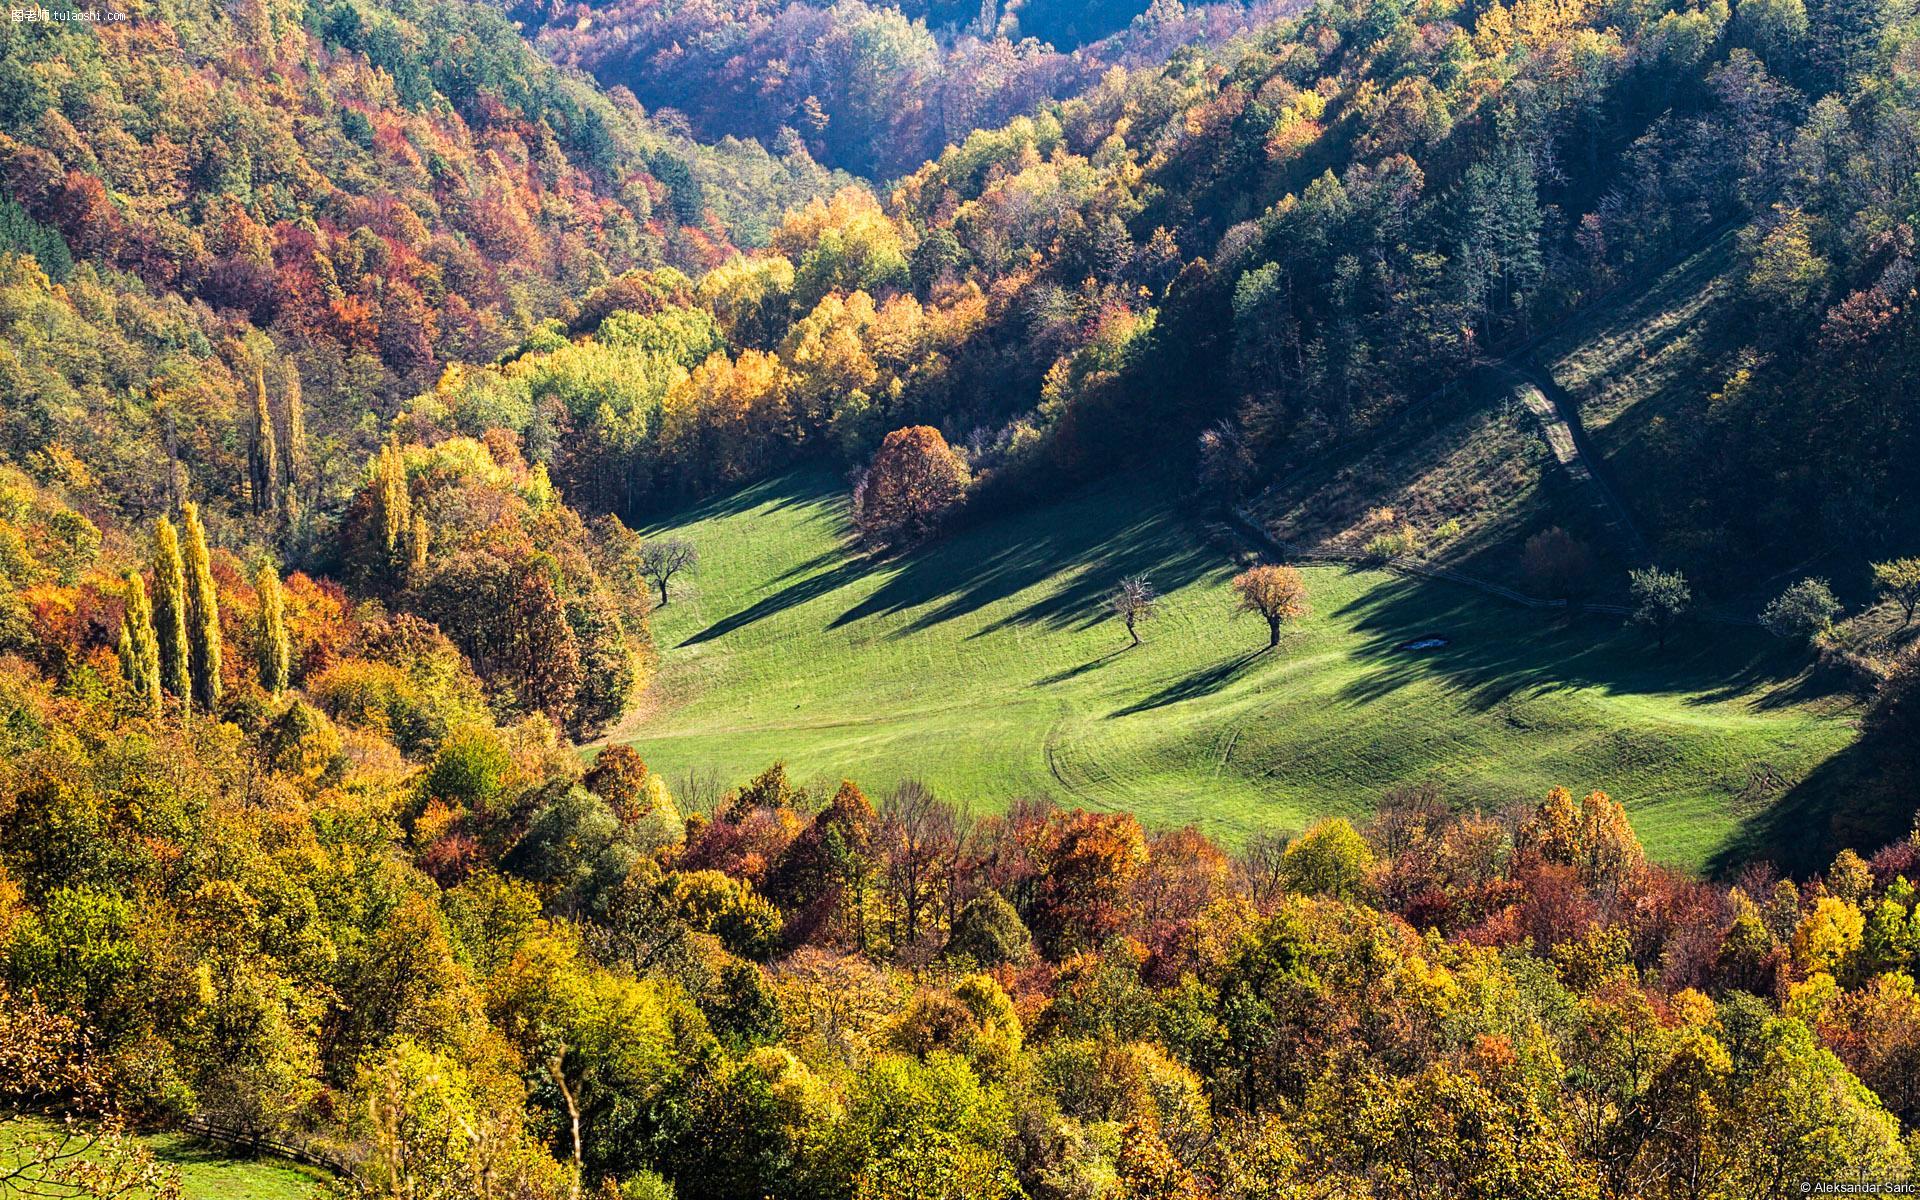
[1231,564,1309,648]
[1028,809,1149,956]
[853,425,970,548]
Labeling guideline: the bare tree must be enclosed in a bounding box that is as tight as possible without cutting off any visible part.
[1109,576,1159,646]
[1237,829,1293,911]
[879,780,962,955]
[639,537,699,606]
[674,765,727,818]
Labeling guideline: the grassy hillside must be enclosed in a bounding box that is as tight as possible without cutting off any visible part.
[0,1120,329,1200]
[1532,236,1759,579]
[1246,367,1627,592]
[618,470,1859,868]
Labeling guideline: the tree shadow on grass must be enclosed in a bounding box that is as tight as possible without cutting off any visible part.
[1325,573,1814,715]
[638,467,846,535]
[1108,649,1267,717]
[1033,648,1128,687]
[679,556,871,646]
[830,481,1224,639]
[764,544,856,587]
[152,1140,237,1168]
[670,469,1221,648]
[1705,735,1911,877]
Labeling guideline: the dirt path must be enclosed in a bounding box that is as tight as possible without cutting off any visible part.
[1502,363,1653,566]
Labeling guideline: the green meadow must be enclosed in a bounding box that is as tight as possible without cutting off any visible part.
[0,1119,330,1200]
[618,470,1858,869]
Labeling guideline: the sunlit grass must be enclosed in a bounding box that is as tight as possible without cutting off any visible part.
[618,469,1857,868]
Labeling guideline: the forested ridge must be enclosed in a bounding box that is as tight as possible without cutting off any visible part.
[452,0,1920,590]
[3,0,1920,1185]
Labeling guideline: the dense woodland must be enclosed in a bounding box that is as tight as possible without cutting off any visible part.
[3,0,1920,1186]
[510,0,1298,177]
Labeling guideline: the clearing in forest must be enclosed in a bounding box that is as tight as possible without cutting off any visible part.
[618,469,1857,869]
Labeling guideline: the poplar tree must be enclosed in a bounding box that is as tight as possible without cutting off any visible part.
[406,512,430,579]
[116,620,134,684]
[181,501,223,708]
[255,564,290,695]
[151,516,191,701]
[278,364,305,526]
[372,440,412,563]
[118,569,163,717]
[248,365,278,516]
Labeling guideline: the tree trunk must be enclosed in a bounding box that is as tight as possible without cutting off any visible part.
[658,578,670,607]
[1267,616,1281,647]
[547,1056,583,1200]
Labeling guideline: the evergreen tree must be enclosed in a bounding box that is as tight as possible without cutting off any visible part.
[118,569,163,717]
[150,516,191,702]
[255,564,290,695]
[180,502,223,709]
[1454,147,1543,344]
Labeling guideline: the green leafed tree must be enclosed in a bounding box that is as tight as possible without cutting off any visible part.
[180,502,222,709]
[149,516,191,703]
[1871,557,1920,626]
[255,565,290,695]
[1760,577,1841,644]
[1628,567,1692,650]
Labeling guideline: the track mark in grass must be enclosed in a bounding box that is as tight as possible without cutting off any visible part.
[621,468,1858,867]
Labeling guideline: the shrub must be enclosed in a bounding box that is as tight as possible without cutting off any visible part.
[1761,578,1842,643]
[1363,523,1422,560]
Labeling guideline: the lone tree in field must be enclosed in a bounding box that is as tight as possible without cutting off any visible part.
[1872,557,1920,626]
[1233,564,1309,648]
[853,425,970,548]
[1110,577,1158,646]
[639,538,698,606]
[1628,566,1691,649]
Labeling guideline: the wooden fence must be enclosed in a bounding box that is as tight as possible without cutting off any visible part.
[174,1114,353,1177]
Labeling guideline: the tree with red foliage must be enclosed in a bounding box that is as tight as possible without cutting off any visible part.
[852,425,970,548]
[1027,809,1149,956]
[681,763,806,886]
[1133,826,1231,982]
[768,780,877,950]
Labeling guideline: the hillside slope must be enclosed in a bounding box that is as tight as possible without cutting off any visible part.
[620,470,1856,867]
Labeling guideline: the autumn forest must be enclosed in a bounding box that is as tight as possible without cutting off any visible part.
[2,0,1920,1189]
